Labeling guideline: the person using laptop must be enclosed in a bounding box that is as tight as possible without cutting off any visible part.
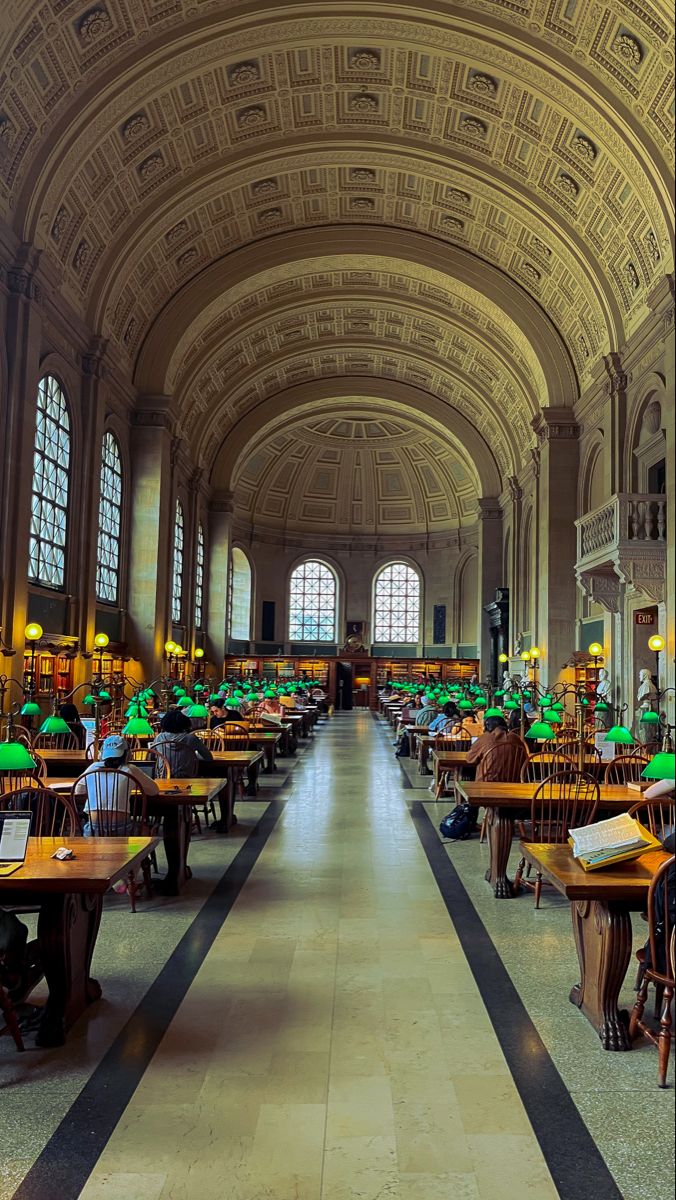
[73,735,159,835]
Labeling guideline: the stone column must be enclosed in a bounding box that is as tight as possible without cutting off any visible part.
[207,491,234,672]
[604,353,628,495]
[532,409,580,688]
[0,248,44,655]
[507,476,522,651]
[72,340,108,688]
[648,278,675,725]
[126,397,176,680]
[476,498,503,677]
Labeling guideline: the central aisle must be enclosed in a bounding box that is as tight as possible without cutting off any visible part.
[79,712,559,1200]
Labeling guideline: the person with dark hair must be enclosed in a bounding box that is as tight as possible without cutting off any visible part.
[464,714,528,828]
[59,702,86,749]
[151,709,213,777]
[429,701,461,734]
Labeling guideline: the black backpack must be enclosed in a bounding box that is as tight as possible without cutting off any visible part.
[395,731,410,758]
[439,802,474,841]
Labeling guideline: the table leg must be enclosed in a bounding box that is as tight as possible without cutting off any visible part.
[264,745,274,774]
[246,762,260,796]
[569,899,633,1051]
[156,803,192,894]
[35,892,103,1047]
[485,808,516,898]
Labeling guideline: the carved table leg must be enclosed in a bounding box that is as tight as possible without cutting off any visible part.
[486,808,516,898]
[35,892,103,1047]
[156,803,192,894]
[569,899,633,1051]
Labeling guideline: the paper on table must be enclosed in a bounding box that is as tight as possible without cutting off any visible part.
[569,812,647,858]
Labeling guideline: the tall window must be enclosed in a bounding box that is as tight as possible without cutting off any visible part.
[373,562,421,643]
[194,523,205,629]
[230,548,252,640]
[96,432,123,603]
[172,500,184,622]
[288,560,337,642]
[29,375,71,588]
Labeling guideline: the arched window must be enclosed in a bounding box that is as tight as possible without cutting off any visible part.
[96,432,123,603]
[373,562,421,643]
[29,375,71,588]
[288,560,337,642]
[194,522,205,629]
[230,548,252,640]
[172,500,184,623]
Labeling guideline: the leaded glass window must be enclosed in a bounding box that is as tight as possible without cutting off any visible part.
[29,375,71,588]
[288,560,336,642]
[96,432,123,603]
[373,562,420,643]
[230,547,252,640]
[172,500,184,623]
[194,523,205,629]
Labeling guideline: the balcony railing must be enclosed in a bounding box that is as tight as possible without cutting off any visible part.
[576,493,667,563]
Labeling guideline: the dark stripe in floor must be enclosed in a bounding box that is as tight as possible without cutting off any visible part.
[13,800,289,1200]
[410,800,623,1200]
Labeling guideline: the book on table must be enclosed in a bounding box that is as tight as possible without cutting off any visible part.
[568,813,661,872]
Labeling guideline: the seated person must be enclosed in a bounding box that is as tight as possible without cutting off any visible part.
[151,709,214,776]
[458,710,484,739]
[464,715,528,825]
[429,701,461,735]
[74,735,159,834]
[259,690,284,724]
[415,694,438,726]
[278,690,297,711]
[59,702,86,749]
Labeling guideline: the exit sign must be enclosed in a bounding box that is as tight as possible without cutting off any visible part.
[635,611,655,626]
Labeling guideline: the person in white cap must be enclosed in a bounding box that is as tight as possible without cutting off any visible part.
[73,735,159,836]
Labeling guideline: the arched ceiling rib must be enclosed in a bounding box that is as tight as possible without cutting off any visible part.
[0,4,672,379]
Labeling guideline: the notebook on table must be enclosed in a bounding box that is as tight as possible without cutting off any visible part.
[0,811,32,877]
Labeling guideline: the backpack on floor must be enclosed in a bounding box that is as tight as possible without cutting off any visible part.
[395,730,410,758]
[439,802,473,841]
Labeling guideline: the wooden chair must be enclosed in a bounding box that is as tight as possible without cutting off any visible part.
[193,728,223,749]
[557,741,602,764]
[216,722,251,750]
[72,768,153,912]
[127,746,171,780]
[627,799,675,845]
[628,855,675,1087]
[0,783,81,838]
[433,728,472,799]
[520,751,576,782]
[514,769,600,908]
[31,731,79,751]
[604,754,650,785]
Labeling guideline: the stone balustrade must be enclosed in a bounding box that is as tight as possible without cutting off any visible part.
[577,493,667,563]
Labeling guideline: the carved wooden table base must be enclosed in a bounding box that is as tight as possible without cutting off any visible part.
[569,898,633,1051]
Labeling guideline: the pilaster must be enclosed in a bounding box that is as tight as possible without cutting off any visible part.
[476,497,503,677]
[207,490,235,670]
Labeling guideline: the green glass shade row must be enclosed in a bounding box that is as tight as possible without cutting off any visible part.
[641,753,675,781]
[122,717,154,737]
[39,715,71,735]
[0,742,37,770]
[525,721,556,741]
[604,725,634,745]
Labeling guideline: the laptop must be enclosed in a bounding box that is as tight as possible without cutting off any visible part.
[0,811,32,877]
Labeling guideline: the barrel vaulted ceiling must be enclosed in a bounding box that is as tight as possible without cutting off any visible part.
[1,1,673,528]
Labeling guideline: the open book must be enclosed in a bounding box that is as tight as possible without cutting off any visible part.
[569,813,660,871]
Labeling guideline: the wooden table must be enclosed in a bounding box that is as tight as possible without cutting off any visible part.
[52,776,237,895]
[39,748,88,777]
[455,781,640,899]
[215,731,281,773]
[519,842,670,1051]
[0,836,158,1046]
[430,749,473,789]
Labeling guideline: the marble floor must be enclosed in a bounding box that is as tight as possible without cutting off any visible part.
[1,712,673,1200]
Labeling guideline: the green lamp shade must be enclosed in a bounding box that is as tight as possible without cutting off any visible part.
[594,702,609,712]
[39,715,71,735]
[209,693,221,703]
[641,753,675,781]
[125,703,148,718]
[604,725,634,745]
[474,697,487,708]
[0,742,37,771]
[522,691,532,703]
[551,702,565,711]
[83,693,96,706]
[542,708,563,725]
[264,690,276,698]
[483,707,504,719]
[493,689,505,699]
[539,695,553,707]
[457,699,473,710]
[177,696,192,708]
[20,701,41,717]
[186,703,209,718]
[580,697,590,706]
[504,699,520,710]
[193,683,206,693]
[526,721,556,741]
[122,717,154,737]
[97,690,111,702]
[640,710,660,724]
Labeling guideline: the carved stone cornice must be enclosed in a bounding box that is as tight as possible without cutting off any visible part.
[603,352,628,396]
[577,570,623,614]
[81,336,109,378]
[477,497,502,521]
[210,489,235,516]
[133,393,175,432]
[507,476,522,502]
[532,407,580,442]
